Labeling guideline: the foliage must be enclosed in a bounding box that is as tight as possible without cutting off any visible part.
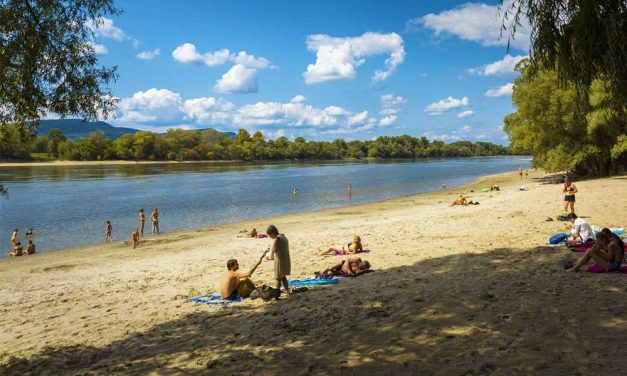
[0,0,120,135]
[502,0,627,112]
[504,61,626,175]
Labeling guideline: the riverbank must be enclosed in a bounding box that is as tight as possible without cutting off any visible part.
[1,170,626,375]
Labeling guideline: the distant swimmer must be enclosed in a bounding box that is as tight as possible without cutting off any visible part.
[131,228,140,250]
[151,208,159,234]
[105,221,112,242]
[24,240,36,255]
[25,227,33,241]
[8,241,23,257]
[293,188,299,195]
[441,183,446,189]
[139,208,146,237]
[347,183,353,200]
[11,228,18,246]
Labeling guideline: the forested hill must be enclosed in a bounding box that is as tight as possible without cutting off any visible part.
[37,119,139,140]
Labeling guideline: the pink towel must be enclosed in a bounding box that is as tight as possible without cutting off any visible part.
[256,233,268,238]
[572,242,595,253]
[587,263,627,274]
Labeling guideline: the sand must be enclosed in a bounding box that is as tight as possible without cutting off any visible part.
[1,171,626,375]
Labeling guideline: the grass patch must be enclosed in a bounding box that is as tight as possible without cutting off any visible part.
[30,153,56,161]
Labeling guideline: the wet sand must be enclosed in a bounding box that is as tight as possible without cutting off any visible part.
[1,170,625,375]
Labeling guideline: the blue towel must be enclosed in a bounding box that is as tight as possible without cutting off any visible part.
[289,277,340,286]
[186,294,243,306]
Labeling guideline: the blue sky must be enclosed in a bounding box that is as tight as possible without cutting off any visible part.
[89,0,530,144]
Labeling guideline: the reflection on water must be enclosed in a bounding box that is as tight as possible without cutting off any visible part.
[0,157,530,255]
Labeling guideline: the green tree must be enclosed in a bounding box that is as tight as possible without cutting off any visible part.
[45,128,66,157]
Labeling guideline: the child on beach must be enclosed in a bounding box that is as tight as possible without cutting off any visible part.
[220,250,268,300]
[105,221,112,242]
[267,225,291,296]
[319,235,363,256]
[131,228,140,249]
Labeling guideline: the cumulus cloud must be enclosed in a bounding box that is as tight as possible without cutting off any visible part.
[87,42,108,55]
[485,83,514,97]
[117,88,183,124]
[214,64,258,94]
[468,54,527,75]
[172,43,272,69]
[347,111,368,126]
[425,96,469,115]
[137,48,160,60]
[378,115,397,127]
[422,132,461,142]
[457,110,474,118]
[290,95,307,103]
[86,17,139,48]
[412,1,531,51]
[303,32,405,84]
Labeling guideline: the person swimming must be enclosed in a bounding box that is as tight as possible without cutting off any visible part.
[319,235,363,256]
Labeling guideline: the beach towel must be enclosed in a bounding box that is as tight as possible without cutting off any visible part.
[289,277,340,286]
[186,294,243,307]
[548,233,569,245]
[340,269,374,278]
[610,228,625,236]
[256,233,268,238]
[571,241,595,253]
[587,263,627,274]
[332,249,371,256]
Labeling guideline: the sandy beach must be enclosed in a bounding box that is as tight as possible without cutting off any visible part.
[1,170,626,375]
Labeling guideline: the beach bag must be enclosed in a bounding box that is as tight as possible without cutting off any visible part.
[548,233,569,244]
[556,213,570,221]
[259,285,281,301]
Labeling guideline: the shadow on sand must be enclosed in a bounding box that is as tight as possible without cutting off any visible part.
[2,247,626,375]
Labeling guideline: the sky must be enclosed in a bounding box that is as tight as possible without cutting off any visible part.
[88,0,531,144]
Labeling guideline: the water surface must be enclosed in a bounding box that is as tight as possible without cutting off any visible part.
[0,157,530,255]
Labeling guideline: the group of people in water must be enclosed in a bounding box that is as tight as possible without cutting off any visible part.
[221,226,371,300]
[8,228,35,257]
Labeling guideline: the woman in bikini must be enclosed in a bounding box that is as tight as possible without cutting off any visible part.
[319,235,363,256]
[563,179,578,213]
[567,232,624,272]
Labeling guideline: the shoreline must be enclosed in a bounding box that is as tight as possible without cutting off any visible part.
[2,170,517,258]
[2,170,625,374]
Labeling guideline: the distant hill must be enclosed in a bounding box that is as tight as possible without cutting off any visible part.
[36,119,237,140]
[37,119,139,140]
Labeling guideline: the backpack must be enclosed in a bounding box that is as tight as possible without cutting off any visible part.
[258,285,281,301]
[548,233,569,244]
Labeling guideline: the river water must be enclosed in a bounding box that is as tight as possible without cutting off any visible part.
[0,157,530,255]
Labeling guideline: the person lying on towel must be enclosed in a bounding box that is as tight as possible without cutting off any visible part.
[319,235,363,256]
[318,256,371,277]
[567,232,624,272]
[220,249,268,300]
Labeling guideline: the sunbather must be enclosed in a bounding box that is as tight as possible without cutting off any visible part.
[450,195,478,206]
[319,235,363,256]
[318,256,371,277]
[237,228,258,238]
[567,232,624,272]
[220,250,268,300]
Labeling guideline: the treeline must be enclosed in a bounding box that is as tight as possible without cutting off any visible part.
[3,126,510,161]
[504,61,627,176]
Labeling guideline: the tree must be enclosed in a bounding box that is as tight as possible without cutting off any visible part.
[502,1,627,112]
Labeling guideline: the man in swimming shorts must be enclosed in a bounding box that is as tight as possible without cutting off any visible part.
[220,250,268,300]
[319,256,371,277]
[151,208,159,234]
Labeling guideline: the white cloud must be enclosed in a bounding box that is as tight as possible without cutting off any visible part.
[86,17,127,41]
[457,110,474,118]
[303,32,405,84]
[485,83,514,97]
[422,132,461,141]
[290,95,307,103]
[137,49,160,60]
[324,106,350,116]
[425,96,469,115]
[468,54,527,75]
[117,88,183,124]
[347,111,368,126]
[414,1,531,51]
[87,42,108,55]
[183,97,234,124]
[380,94,407,116]
[378,115,397,127]
[214,64,258,94]
[172,43,273,69]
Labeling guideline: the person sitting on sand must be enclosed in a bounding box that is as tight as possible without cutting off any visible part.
[601,228,625,252]
[319,235,364,256]
[567,232,624,272]
[490,184,500,192]
[220,250,268,300]
[565,213,594,246]
[318,256,371,277]
[131,228,140,250]
[25,227,33,240]
[237,228,258,238]
[24,240,36,255]
[8,242,23,257]
[11,228,18,246]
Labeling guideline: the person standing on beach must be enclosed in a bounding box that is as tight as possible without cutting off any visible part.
[131,228,140,249]
[151,208,159,234]
[10,229,18,246]
[267,225,291,296]
[347,183,353,200]
[105,221,112,242]
[25,228,33,241]
[518,167,523,180]
[563,179,578,213]
[139,208,146,237]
